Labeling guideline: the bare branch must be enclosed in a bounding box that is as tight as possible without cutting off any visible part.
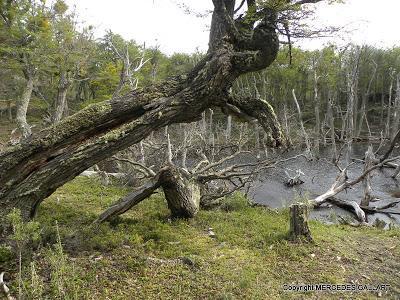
[195,150,251,175]
[380,129,400,162]
[0,272,15,300]
[111,156,156,177]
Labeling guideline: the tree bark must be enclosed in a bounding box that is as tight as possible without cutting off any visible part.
[385,73,395,138]
[292,89,311,155]
[392,74,400,140]
[357,61,377,137]
[327,95,337,162]
[360,145,375,207]
[160,167,200,218]
[289,203,312,242]
[52,71,71,124]
[15,72,35,139]
[313,68,320,156]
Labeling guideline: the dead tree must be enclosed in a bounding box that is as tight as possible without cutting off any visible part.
[385,70,396,138]
[108,36,150,99]
[96,149,249,223]
[392,74,400,140]
[312,58,320,156]
[327,95,337,161]
[96,151,305,223]
[356,60,377,137]
[344,48,361,163]
[225,115,232,141]
[284,168,304,187]
[292,89,311,157]
[360,146,376,206]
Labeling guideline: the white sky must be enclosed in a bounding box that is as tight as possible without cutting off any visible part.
[64,0,400,54]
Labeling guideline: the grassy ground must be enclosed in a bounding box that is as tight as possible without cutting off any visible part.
[1,177,399,299]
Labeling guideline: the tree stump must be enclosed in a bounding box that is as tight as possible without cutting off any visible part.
[160,167,200,218]
[289,203,312,242]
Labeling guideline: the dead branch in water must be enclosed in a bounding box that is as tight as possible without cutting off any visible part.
[311,155,400,222]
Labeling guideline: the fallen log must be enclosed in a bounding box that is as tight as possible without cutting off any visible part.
[96,165,200,223]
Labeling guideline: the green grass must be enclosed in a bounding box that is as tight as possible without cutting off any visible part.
[1,177,400,299]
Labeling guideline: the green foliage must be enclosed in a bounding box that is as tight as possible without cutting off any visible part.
[87,62,120,103]
[0,245,13,264]
[53,0,68,15]
[6,209,40,252]
[219,192,251,212]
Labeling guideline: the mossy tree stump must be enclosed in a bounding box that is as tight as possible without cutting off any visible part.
[289,203,312,242]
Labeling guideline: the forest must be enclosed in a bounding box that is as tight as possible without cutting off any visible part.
[0,0,400,299]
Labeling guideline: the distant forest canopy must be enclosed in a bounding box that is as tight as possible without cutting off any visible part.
[0,0,399,135]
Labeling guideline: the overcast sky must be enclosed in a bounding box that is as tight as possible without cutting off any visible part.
[64,0,400,55]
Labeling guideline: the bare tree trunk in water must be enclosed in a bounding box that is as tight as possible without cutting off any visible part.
[385,72,395,138]
[16,72,35,139]
[357,60,377,137]
[392,74,400,140]
[345,60,359,164]
[360,145,375,207]
[313,68,320,157]
[292,89,311,157]
[327,94,337,162]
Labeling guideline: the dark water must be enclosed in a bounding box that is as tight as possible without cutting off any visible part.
[246,143,400,228]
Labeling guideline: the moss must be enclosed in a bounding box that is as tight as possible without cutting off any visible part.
[1,177,399,299]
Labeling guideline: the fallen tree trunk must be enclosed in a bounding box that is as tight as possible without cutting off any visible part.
[96,166,200,223]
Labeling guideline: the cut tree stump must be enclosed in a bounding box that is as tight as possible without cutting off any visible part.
[289,203,313,242]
